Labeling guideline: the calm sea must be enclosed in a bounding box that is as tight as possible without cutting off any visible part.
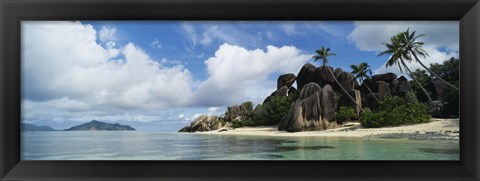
[21,131,459,160]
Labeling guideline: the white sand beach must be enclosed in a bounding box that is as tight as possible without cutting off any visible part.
[198,118,459,140]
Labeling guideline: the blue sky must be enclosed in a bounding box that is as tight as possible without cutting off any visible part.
[21,21,459,131]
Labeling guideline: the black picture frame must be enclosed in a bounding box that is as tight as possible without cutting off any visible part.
[1,0,479,180]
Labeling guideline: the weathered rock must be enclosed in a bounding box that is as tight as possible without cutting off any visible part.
[278,83,337,132]
[226,101,253,121]
[296,63,317,90]
[377,81,390,98]
[288,87,299,97]
[427,79,449,101]
[372,73,397,83]
[334,68,343,78]
[359,78,376,93]
[364,93,381,110]
[316,65,335,87]
[275,86,289,97]
[397,75,408,82]
[335,72,356,93]
[392,79,413,97]
[321,85,337,123]
[277,73,297,90]
[296,63,335,90]
[178,115,222,132]
[337,89,362,117]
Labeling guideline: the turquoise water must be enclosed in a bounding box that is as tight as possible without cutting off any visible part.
[21,131,459,160]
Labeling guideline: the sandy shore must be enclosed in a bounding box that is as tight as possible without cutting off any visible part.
[197,118,459,140]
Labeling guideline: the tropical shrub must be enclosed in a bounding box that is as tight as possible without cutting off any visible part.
[336,106,357,124]
[359,95,431,128]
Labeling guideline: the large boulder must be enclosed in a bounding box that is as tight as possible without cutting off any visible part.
[321,84,337,123]
[178,115,223,132]
[334,68,343,78]
[315,65,335,87]
[226,101,253,121]
[391,78,413,97]
[296,63,317,90]
[359,78,376,94]
[364,93,381,110]
[277,73,296,90]
[372,73,397,83]
[426,79,449,101]
[337,89,362,117]
[335,72,356,93]
[296,63,335,90]
[377,81,391,98]
[278,83,337,132]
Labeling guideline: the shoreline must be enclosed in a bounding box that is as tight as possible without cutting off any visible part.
[196,118,459,140]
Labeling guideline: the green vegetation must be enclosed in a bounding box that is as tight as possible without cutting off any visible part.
[359,94,431,128]
[232,94,296,128]
[336,106,357,123]
[410,57,459,117]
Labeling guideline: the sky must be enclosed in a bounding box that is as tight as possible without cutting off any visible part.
[21,21,459,131]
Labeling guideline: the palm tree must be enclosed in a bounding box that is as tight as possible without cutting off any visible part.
[378,33,436,107]
[397,29,459,91]
[350,62,381,103]
[313,47,364,112]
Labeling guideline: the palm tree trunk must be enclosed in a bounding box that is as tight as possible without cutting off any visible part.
[400,59,436,108]
[412,53,459,91]
[324,63,364,112]
[362,78,382,103]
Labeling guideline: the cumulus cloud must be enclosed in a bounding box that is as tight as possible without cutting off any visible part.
[190,43,311,106]
[21,21,312,125]
[347,21,459,75]
[98,26,117,43]
[22,21,194,123]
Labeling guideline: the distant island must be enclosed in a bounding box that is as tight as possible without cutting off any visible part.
[64,120,136,131]
[22,123,57,131]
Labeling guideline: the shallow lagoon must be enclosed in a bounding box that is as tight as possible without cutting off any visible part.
[22,131,459,160]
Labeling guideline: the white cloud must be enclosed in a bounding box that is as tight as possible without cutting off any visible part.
[348,21,459,76]
[21,21,312,125]
[150,38,162,49]
[98,26,117,43]
[190,43,311,106]
[22,21,195,123]
[180,23,261,48]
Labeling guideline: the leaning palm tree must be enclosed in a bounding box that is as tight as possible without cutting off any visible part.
[350,62,381,103]
[397,29,459,91]
[313,47,364,112]
[378,33,436,107]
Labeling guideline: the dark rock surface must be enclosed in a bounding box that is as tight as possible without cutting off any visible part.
[337,89,362,117]
[372,72,397,83]
[278,83,337,132]
[277,73,296,90]
[364,93,381,110]
[178,115,223,132]
[377,81,391,98]
[335,72,356,93]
